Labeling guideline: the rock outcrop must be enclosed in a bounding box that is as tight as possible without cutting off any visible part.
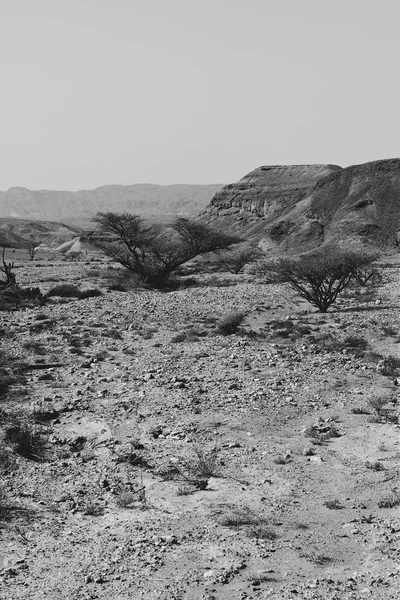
[202,160,400,252]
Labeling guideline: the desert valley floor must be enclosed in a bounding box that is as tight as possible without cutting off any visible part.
[1,251,400,599]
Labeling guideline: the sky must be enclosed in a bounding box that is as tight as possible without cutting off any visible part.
[0,0,399,190]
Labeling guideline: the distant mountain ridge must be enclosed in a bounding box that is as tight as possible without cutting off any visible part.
[201,159,400,252]
[0,183,224,221]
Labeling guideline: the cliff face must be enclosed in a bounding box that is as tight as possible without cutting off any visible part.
[202,160,400,252]
[206,164,342,219]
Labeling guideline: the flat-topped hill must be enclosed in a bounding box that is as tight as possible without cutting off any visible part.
[201,159,400,252]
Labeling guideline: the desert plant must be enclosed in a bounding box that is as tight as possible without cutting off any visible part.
[219,507,277,540]
[93,212,240,288]
[366,461,385,471]
[216,311,246,335]
[26,240,41,261]
[79,288,102,299]
[182,444,221,480]
[176,484,196,496]
[170,444,222,490]
[378,491,400,508]
[0,285,44,310]
[377,356,400,376]
[83,502,104,516]
[1,247,16,286]
[47,284,82,298]
[5,421,50,462]
[255,245,379,312]
[22,340,47,355]
[46,284,102,299]
[323,499,343,509]
[215,246,262,274]
[381,325,397,337]
[368,396,389,416]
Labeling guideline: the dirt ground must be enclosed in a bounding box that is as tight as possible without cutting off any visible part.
[1,249,400,599]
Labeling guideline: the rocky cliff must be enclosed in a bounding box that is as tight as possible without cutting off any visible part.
[202,160,400,252]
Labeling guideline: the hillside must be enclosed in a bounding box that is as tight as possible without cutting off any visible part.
[0,183,224,221]
[202,160,400,252]
[0,218,79,249]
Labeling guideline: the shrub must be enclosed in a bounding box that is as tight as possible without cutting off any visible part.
[216,311,246,335]
[0,286,44,310]
[47,284,82,298]
[47,284,102,299]
[255,245,379,312]
[22,340,47,355]
[5,421,50,462]
[219,507,277,540]
[366,461,385,471]
[79,288,102,299]
[324,499,343,509]
[215,246,262,274]
[378,491,400,508]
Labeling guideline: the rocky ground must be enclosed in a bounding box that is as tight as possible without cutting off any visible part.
[1,250,400,599]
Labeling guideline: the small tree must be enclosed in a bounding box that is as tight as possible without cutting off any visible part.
[27,241,40,261]
[257,245,379,312]
[93,212,240,287]
[216,246,262,274]
[1,247,16,286]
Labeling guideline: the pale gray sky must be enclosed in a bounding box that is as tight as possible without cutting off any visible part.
[0,0,399,190]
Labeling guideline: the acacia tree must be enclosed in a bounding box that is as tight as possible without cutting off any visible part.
[93,212,240,287]
[256,245,379,312]
[215,246,262,274]
[26,240,41,261]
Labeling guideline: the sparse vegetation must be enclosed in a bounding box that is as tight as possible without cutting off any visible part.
[215,245,262,274]
[323,499,344,509]
[93,212,240,288]
[378,491,400,508]
[5,420,51,462]
[255,245,379,312]
[216,311,246,335]
[46,284,102,299]
[366,461,385,471]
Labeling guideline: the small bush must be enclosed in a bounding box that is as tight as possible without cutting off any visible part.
[22,340,47,355]
[324,499,343,509]
[182,444,221,480]
[378,491,400,508]
[0,286,44,310]
[368,396,389,416]
[219,507,276,540]
[377,356,400,376]
[381,325,397,337]
[176,484,196,496]
[215,246,262,274]
[79,288,102,299]
[366,461,385,471]
[47,284,82,298]
[171,332,187,343]
[47,284,102,299]
[342,336,370,351]
[216,311,246,335]
[5,421,50,462]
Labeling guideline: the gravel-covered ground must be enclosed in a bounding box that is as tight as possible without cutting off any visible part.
[1,250,400,599]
